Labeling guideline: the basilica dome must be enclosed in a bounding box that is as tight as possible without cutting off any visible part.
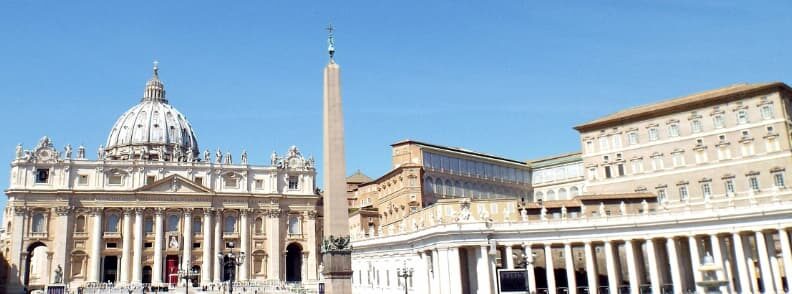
[104,63,199,161]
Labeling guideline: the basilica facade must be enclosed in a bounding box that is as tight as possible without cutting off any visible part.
[0,64,322,293]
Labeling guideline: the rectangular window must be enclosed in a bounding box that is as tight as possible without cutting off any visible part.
[749,176,760,192]
[718,147,731,160]
[588,167,597,180]
[617,164,625,177]
[672,153,685,167]
[695,149,708,164]
[713,115,725,129]
[628,132,639,145]
[108,174,123,185]
[78,175,89,185]
[737,110,749,124]
[599,137,609,151]
[648,128,659,141]
[701,183,712,199]
[725,179,735,195]
[774,172,785,188]
[691,120,703,133]
[585,141,594,153]
[679,186,689,201]
[224,177,237,188]
[288,176,299,190]
[668,124,680,137]
[631,160,643,174]
[604,166,612,178]
[761,105,773,119]
[612,135,622,149]
[35,169,49,183]
[741,143,755,157]
[657,189,666,202]
[194,177,203,185]
[146,175,156,185]
[255,179,264,189]
[652,157,663,170]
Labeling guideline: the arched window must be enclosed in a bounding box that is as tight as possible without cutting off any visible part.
[434,179,444,195]
[288,215,301,234]
[167,215,179,232]
[454,181,462,197]
[559,188,568,199]
[444,180,453,196]
[144,217,154,233]
[106,214,120,232]
[32,213,45,233]
[547,190,556,201]
[424,177,434,196]
[464,182,472,197]
[75,215,86,233]
[255,217,264,235]
[224,216,236,233]
[570,186,580,197]
[192,217,202,233]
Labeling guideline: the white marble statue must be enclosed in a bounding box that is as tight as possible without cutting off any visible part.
[599,202,606,217]
[271,151,278,165]
[215,148,222,164]
[64,144,72,159]
[580,203,587,218]
[641,200,649,215]
[540,205,547,220]
[204,149,210,162]
[97,145,104,160]
[241,149,248,164]
[620,201,627,215]
[77,145,85,159]
[15,144,22,159]
[561,206,568,219]
[187,147,194,162]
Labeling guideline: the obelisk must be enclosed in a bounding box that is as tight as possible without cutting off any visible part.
[321,24,353,294]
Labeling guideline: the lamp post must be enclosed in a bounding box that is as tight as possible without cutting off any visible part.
[177,268,199,294]
[217,248,246,294]
[396,261,414,294]
[696,252,727,294]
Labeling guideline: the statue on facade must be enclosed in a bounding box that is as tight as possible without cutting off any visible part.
[540,205,547,220]
[620,201,627,215]
[158,146,166,161]
[53,264,63,284]
[580,203,587,218]
[215,148,223,164]
[97,145,105,160]
[520,208,528,221]
[270,151,278,166]
[241,149,248,164]
[641,200,649,215]
[77,145,85,159]
[64,144,72,159]
[561,206,568,219]
[599,202,606,217]
[224,151,232,164]
[457,202,471,221]
[15,144,22,159]
[202,149,209,162]
[173,146,182,162]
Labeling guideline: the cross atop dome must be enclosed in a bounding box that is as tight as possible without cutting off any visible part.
[143,61,167,102]
[153,60,159,77]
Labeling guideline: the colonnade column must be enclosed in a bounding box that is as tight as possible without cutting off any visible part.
[430,249,441,294]
[152,208,164,286]
[213,209,223,283]
[267,209,281,280]
[545,244,556,294]
[709,234,728,294]
[604,240,618,294]
[120,208,133,284]
[504,245,514,269]
[624,239,639,294]
[778,227,792,293]
[448,247,462,294]
[665,237,683,294]
[524,243,536,294]
[583,241,598,293]
[89,208,103,282]
[201,209,213,285]
[52,207,71,285]
[765,231,784,292]
[182,209,193,275]
[436,248,450,294]
[476,246,493,294]
[131,208,143,284]
[240,209,250,281]
[754,230,775,292]
[645,239,661,294]
[563,243,576,294]
[687,235,703,293]
[306,211,318,281]
[731,232,751,292]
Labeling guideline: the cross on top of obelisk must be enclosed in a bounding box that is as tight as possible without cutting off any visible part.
[326,23,336,61]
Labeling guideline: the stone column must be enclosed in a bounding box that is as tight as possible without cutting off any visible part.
[709,234,728,294]
[240,209,250,281]
[624,239,639,294]
[544,244,556,294]
[504,245,514,269]
[604,240,618,294]
[645,239,661,294]
[584,242,598,293]
[731,232,751,292]
[687,235,703,293]
[182,209,193,273]
[563,243,576,294]
[765,231,784,292]
[476,246,493,294]
[448,247,462,294]
[213,209,223,283]
[437,248,450,294]
[201,209,213,285]
[525,243,537,294]
[52,207,71,284]
[778,228,792,294]
[430,249,441,294]
[153,208,164,285]
[306,211,318,281]
[754,230,775,292]
[131,208,143,284]
[89,208,103,282]
[267,209,282,280]
[665,237,682,294]
[120,208,133,284]
[8,207,27,290]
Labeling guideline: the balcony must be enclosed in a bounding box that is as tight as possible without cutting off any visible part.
[29,232,48,239]
[103,232,121,239]
[287,233,304,240]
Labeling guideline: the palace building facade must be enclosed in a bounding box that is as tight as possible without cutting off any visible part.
[349,82,792,294]
[0,64,322,293]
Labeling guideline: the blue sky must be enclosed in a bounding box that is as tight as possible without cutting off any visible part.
[1,1,790,220]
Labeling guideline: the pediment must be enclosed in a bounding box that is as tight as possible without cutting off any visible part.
[135,174,213,194]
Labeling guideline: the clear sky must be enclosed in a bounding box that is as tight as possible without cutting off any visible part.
[1,1,790,221]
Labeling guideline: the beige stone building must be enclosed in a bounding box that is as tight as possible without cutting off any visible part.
[350,82,792,294]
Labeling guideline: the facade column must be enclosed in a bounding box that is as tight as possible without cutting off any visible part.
[437,248,450,294]
[624,239,639,294]
[504,244,514,269]
[778,227,792,294]
[89,208,103,282]
[687,235,703,293]
[430,249,441,294]
[131,208,143,284]
[267,208,282,280]
[240,209,250,281]
[8,207,27,291]
[731,232,751,292]
[306,211,318,281]
[754,230,776,292]
[604,240,619,294]
[448,247,462,294]
[201,209,213,285]
[584,242,598,293]
[525,243,537,294]
[213,209,223,283]
[182,209,193,274]
[709,234,728,294]
[153,208,164,286]
[564,243,576,294]
[665,237,683,294]
[52,207,71,285]
[476,246,493,294]
[545,244,556,294]
[120,208,133,284]
[645,239,661,294]
[765,231,784,292]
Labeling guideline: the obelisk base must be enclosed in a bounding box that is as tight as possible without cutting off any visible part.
[321,251,353,294]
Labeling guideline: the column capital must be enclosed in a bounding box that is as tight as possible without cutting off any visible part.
[183,208,193,216]
[154,208,165,216]
[54,206,73,216]
[134,208,144,215]
[306,210,318,220]
[214,208,224,217]
[123,208,135,216]
[13,206,28,216]
[91,207,103,215]
[203,208,214,216]
[521,242,533,249]
[240,208,252,216]
[266,208,282,218]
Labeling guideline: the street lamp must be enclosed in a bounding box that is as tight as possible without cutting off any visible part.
[217,248,246,294]
[177,268,199,294]
[396,261,414,294]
